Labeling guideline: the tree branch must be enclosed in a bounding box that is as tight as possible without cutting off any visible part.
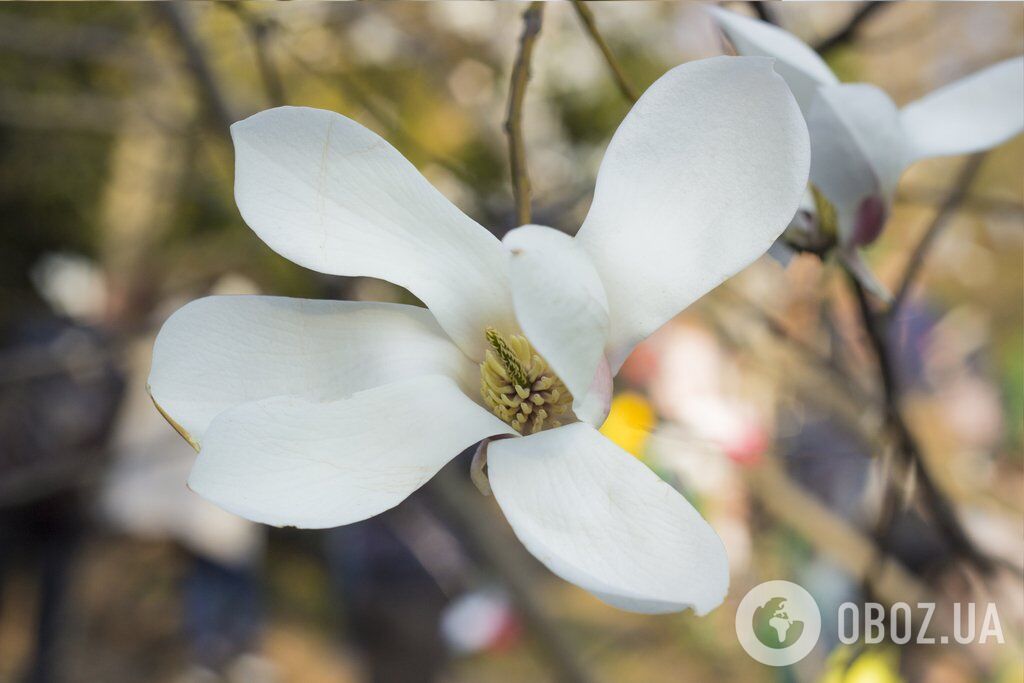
[725,290,875,406]
[745,453,989,655]
[227,4,288,107]
[813,2,887,54]
[890,152,988,315]
[748,2,776,25]
[505,2,545,226]
[570,0,639,103]
[430,468,596,683]
[847,270,995,574]
[153,3,236,133]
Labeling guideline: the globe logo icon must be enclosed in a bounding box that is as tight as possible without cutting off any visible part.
[736,580,821,666]
[752,597,805,649]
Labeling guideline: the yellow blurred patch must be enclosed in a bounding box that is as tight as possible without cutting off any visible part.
[821,646,902,683]
[599,392,656,458]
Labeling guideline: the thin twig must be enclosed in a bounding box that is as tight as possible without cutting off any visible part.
[726,290,875,406]
[505,2,545,226]
[847,271,995,574]
[570,0,639,103]
[813,2,887,54]
[227,4,288,107]
[154,3,236,132]
[748,2,775,25]
[745,453,991,665]
[890,152,988,315]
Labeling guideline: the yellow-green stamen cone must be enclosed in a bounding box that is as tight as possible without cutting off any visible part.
[480,327,573,434]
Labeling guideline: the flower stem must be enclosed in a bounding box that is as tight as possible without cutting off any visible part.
[570,0,639,103]
[505,2,545,227]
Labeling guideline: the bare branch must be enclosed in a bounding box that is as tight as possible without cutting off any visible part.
[746,453,992,655]
[890,152,988,314]
[430,468,596,683]
[570,0,640,103]
[153,3,236,134]
[505,2,545,226]
[847,269,995,574]
[226,4,288,107]
[725,290,875,406]
[814,2,888,54]
[748,2,776,25]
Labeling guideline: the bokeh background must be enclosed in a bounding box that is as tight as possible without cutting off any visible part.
[1,2,1022,682]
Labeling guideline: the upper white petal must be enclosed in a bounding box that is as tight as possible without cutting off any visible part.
[488,423,729,615]
[806,84,904,242]
[708,6,838,112]
[189,375,514,529]
[502,225,611,426]
[231,106,517,359]
[149,296,478,445]
[900,56,1024,163]
[575,56,810,373]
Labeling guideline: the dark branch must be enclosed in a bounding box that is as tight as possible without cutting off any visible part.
[814,2,887,54]
[748,2,776,25]
[227,4,288,107]
[890,153,988,314]
[847,271,995,575]
[430,468,596,683]
[154,3,236,134]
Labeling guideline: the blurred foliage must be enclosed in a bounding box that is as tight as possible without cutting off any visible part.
[1,2,1022,683]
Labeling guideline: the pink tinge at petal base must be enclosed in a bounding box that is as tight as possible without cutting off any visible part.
[852,196,887,247]
[584,355,614,427]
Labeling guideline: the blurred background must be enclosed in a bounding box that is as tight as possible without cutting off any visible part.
[0,2,1021,682]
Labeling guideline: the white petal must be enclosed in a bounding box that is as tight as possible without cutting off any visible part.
[575,56,810,372]
[149,296,478,446]
[488,423,729,615]
[806,84,904,245]
[901,56,1024,163]
[231,106,516,358]
[708,6,838,112]
[190,375,514,528]
[502,225,611,425]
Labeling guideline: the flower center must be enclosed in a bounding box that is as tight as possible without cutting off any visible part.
[480,327,573,434]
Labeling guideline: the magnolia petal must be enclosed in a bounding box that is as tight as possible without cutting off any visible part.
[576,56,810,372]
[190,375,515,529]
[806,84,904,244]
[708,6,838,112]
[149,296,478,445]
[488,422,729,615]
[231,106,517,359]
[901,56,1024,163]
[502,225,611,425]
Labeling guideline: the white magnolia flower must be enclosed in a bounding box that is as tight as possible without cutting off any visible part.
[711,8,1024,270]
[148,56,809,615]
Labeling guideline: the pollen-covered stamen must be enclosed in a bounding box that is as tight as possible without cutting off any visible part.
[480,327,573,434]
